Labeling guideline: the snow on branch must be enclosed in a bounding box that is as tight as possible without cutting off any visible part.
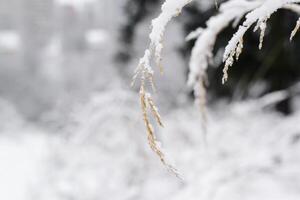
[291,18,300,40]
[222,0,300,83]
[150,0,193,70]
[134,0,300,176]
[188,0,300,119]
[133,0,193,177]
[188,0,261,125]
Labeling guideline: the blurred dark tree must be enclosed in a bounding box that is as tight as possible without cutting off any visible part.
[116,0,160,62]
[118,0,300,114]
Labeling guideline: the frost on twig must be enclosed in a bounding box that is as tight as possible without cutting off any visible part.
[140,83,181,178]
[188,0,260,119]
[134,0,300,176]
[133,0,193,177]
[185,27,203,41]
[258,20,267,49]
[149,0,193,72]
[290,18,300,40]
[222,0,300,83]
[188,0,300,117]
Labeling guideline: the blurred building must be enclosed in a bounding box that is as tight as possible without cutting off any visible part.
[20,0,55,73]
[0,0,20,30]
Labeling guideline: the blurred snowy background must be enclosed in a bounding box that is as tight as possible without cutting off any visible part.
[0,0,300,200]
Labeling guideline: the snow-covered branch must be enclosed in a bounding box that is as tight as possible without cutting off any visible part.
[134,0,300,175]
[188,0,261,119]
[188,0,300,114]
[222,0,300,83]
[133,0,193,177]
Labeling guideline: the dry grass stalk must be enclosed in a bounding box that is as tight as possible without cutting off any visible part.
[133,0,300,178]
[258,20,267,49]
[132,0,196,178]
[146,94,164,127]
[290,18,300,41]
[139,82,181,178]
[236,38,244,61]
[131,47,181,177]
[222,51,235,84]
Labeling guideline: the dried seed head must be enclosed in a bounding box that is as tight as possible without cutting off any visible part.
[222,51,235,84]
[139,84,180,178]
[146,93,164,127]
[235,38,244,60]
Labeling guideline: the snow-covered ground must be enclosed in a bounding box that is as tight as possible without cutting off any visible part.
[1,90,300,200]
